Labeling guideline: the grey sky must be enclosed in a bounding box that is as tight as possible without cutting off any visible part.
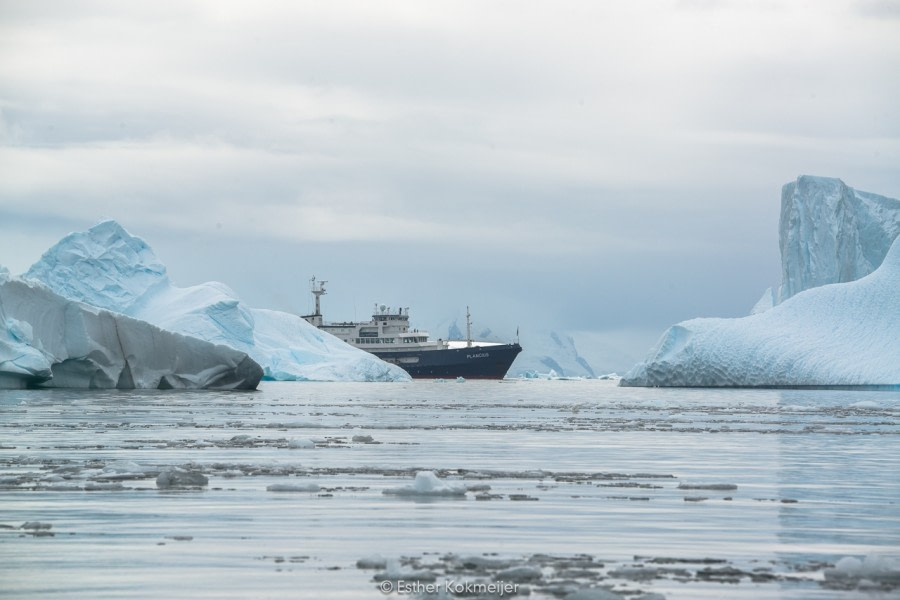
[1,1,898,372]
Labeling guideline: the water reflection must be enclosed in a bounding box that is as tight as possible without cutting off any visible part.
[775,389,900,562]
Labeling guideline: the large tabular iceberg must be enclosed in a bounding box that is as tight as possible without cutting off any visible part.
[623,177,900,388]
[0,270,262,389]
[24,221,409,382]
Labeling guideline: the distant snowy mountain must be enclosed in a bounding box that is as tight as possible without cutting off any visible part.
[753,175,900,312]
[448,321,464,342]
[439,319,595,378]
[25,221,410,382]
[0,268,262,389]
[625,176,900,387]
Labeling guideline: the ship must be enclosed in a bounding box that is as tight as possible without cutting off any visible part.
[301,278,522,379]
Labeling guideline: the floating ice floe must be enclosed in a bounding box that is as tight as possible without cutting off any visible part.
[451,556,517,570]
[373,559,439,582]
[288,438,316,449]
[677,483,738,491]
[494,566,543,582]
[824,554,900,589]
[266,483,321,493]
[356,555,388,569]
[382,471,468,497]
[156,467,209,489]
[515,369,595,381]
[92,461,157,481]
[358,549,896,599]
[85,482,127,491]
[564,589,628,600]
[849,400,881,410]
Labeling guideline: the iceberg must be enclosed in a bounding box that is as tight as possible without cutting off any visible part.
[439,320,595,378]
[621,236,900,387]
[0,273,262,389]
[757,175,900,310]
[24,221,410,382]
[0,269,53,387]
[509,330,596,378]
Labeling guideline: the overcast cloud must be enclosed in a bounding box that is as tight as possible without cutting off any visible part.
[1,0,898,371]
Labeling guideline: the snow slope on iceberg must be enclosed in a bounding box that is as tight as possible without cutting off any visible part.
[25,221,409,382]
[775,175,900,304]
[621,237,900,387]
[248,307,408,381]
[0,274,262,389]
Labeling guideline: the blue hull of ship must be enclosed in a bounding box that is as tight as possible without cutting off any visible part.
[372,343,522,379]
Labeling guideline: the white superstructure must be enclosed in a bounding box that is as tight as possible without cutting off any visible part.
[301,278,501,353]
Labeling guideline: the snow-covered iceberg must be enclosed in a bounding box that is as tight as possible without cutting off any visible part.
[24,221,409,382]
[510,330,596,378]
[755,175,900,311]
[621,236,900,387]
[0,271,262,389]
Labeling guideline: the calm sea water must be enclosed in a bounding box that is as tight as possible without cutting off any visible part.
[1,380,898,599]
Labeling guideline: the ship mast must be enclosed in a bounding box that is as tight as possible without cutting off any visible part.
[466,305,472,348]
[310,276,327,316]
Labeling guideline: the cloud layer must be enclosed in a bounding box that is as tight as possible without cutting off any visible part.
[1,1,898,371]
